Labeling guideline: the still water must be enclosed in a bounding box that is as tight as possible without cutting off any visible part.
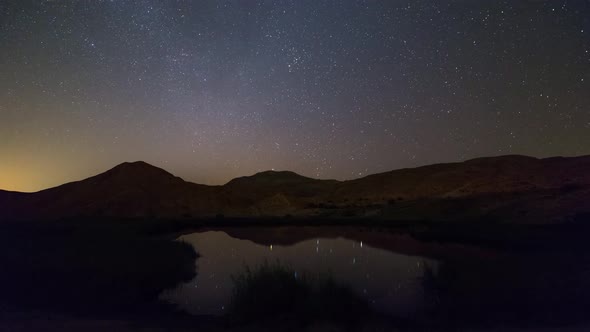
[160,226,590,326]
[161,227,440,317]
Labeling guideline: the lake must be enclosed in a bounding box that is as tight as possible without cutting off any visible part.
[160,226,458,317]
[160,226,590,326]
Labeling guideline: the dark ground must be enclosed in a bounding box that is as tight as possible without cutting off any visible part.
[1,217,590,331]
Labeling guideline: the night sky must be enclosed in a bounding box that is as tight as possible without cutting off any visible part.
[1,1,589,192]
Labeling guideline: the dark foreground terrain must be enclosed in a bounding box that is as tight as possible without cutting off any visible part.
[1,217,590,331]
[0,220,205,331]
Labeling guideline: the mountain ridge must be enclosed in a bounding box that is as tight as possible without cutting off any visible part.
[1,154,589,223]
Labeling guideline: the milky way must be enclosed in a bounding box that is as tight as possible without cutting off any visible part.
[1,1,589,192]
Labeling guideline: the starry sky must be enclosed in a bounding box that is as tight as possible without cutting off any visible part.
[1,0,589,192]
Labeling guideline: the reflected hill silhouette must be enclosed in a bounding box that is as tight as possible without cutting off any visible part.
[209,226,498,261]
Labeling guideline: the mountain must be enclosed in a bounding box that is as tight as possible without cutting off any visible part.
[1,155,589,223]
[334,155,590,222]
[1,162,220,221]
[226,170,317,187]
[222,171,339,216]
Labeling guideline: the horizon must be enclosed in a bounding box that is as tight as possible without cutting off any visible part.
[3,152,588,194]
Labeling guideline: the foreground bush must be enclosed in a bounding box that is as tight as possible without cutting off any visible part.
[228,261,370,326]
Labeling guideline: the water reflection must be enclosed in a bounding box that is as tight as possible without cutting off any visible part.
[161,230,439,317]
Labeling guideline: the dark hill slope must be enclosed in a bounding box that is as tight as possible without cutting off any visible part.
[2,162,220,221]
[1,155,589,223]
[331,155,590,222]
[336,155,590,200]
[220,171,339,216]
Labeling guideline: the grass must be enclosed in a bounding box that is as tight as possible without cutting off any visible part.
[227,261,371,327]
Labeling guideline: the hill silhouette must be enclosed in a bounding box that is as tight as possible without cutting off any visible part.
[1,155,589,223]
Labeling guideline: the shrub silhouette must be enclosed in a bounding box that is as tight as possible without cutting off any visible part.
[228,261,370,326]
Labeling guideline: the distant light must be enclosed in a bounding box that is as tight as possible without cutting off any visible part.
[270,244,273,251]
[360,241,363,248]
